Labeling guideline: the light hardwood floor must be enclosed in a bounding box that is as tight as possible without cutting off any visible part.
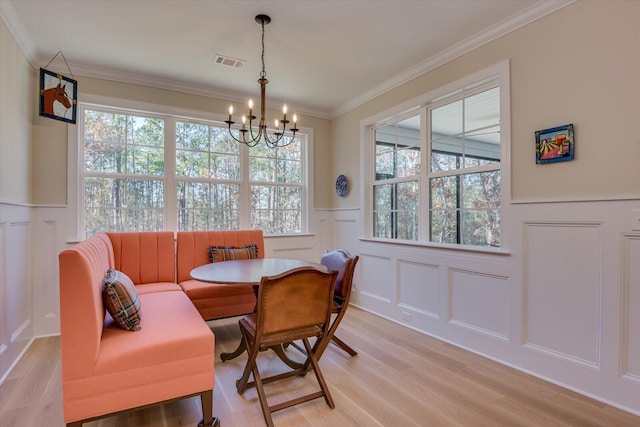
[1,307,639,427]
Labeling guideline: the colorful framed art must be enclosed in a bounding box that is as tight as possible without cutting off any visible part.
[535,123,574,164]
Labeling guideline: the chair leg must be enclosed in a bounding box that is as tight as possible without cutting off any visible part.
[303,338,335,409]
[252,362,274,427]
[331,334,358,356]
[236,328,258,394]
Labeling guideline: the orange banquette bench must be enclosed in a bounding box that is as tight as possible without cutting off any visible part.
[58,230,264,426]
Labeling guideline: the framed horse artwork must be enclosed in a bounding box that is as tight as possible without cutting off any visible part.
[39,68,77,124]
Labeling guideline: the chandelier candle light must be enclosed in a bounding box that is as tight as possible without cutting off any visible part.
[225,14,298,147]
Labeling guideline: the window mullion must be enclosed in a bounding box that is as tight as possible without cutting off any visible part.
[164,118,177,232]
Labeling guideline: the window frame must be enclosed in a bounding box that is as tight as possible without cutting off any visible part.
[360,60,511,253]
[70,95,312,239]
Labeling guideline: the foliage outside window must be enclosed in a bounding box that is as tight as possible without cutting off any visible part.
[81,106,306,237]
[371,81,502,248]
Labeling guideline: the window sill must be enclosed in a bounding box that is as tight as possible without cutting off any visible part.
[359,237,511,255]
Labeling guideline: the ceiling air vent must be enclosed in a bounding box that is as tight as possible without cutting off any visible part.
[213,54,245,69]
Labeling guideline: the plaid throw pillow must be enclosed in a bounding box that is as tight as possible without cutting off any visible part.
[208,244,259,263]
[102,269,142,331]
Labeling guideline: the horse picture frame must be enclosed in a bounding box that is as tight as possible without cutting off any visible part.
[39,68,77,124]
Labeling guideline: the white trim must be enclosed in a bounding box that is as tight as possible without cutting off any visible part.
[71,94,313,238]
[360,60,510,251]
[331,0,573,118]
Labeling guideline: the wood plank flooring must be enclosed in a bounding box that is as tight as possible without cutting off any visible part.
[1,307,639,427]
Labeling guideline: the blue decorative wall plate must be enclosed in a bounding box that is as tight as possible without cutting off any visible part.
[336,174,349,197]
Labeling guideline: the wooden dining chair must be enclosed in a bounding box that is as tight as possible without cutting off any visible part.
[317,248,359,359]
[236,267,339,427]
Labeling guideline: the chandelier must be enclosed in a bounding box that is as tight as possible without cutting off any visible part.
[225,14,298,148]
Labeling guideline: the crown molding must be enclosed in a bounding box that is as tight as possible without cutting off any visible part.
[0,0,37,61]
[3,0,574,121]
[329,0,576,118]
[33,58,332,120]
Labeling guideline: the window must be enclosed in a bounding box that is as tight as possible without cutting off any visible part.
[368,65,506,249]
[373,116,421,240]
[83,110,165,235]
[80,105,307,238]
[429,85,501,247]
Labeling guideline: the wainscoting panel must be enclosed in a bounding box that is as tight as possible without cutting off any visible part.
[449,268,509,339]
[0,204,33,384]
[6,221,31,344]
[622,234,640,381]
[31,220,59,335]
[0,221,5,355]
[524,222,602,367]
[360,253,393,309]
[397,260,439,318]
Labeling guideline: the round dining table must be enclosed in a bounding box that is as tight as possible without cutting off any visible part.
[190,258,328,363]
[190,258,327,285]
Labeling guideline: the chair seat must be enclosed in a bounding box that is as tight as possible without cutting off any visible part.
[240,315,323,347]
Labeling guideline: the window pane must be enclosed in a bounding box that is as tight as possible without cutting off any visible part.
[176,122,208,150]
[249,156,275,182]
[277,139,301,160]
[462,209,501,247]
[375,146,396,180]
[375,116,420,181]
[277,159,301,183]
[431,135,463,171]
[250,185,302,234]
[130,117,164,147]
[373,211,393,239]
[372,181,418,240]
[210,153,240,180]
[430,210,458,244]
[430,176,458,209]
[128,146,164,175]
[464,87,500,132]
[84,110,126,143]
[431,99,462,140]
[373,184,393,213]
[176,150,208,178]
[210,127,240,154]
[84,177,164,236]
[396,148,420,177]
[84,141,125,173]
[176,182,239,231]
[461,171,501,209]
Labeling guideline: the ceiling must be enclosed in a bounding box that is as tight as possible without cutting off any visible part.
[2,0,569,119]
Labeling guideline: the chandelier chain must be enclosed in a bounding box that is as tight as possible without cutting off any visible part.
[260,20,266,78]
